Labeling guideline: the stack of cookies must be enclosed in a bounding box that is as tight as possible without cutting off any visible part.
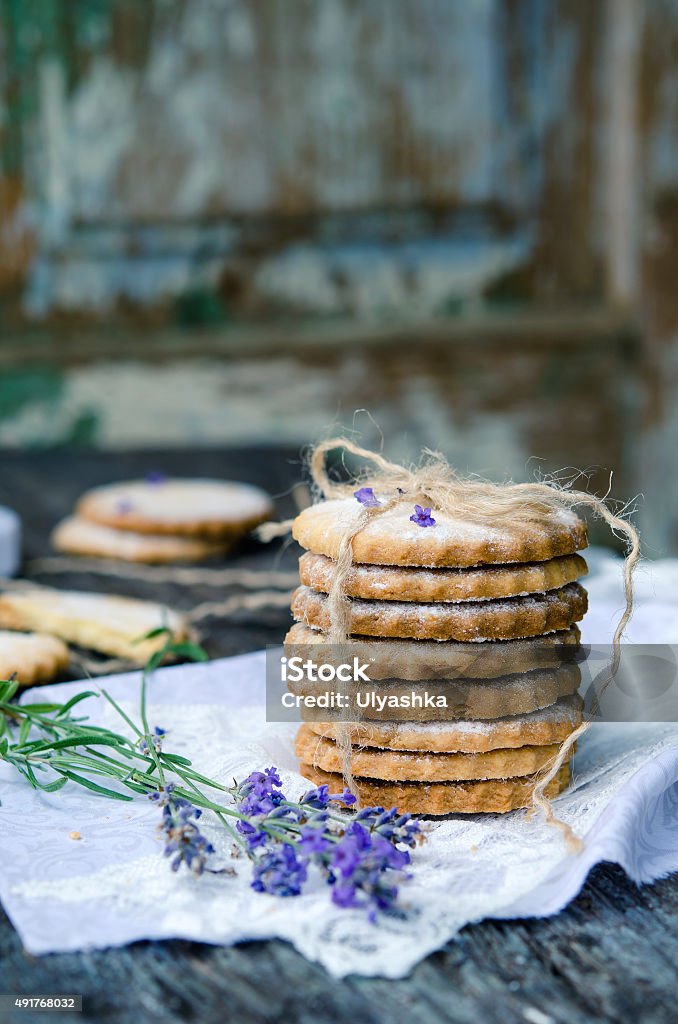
[287,496,588,815]
[51,477,274,564]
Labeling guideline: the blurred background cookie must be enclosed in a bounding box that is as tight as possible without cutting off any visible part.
[76,478,273,539]
[52,515,232,564]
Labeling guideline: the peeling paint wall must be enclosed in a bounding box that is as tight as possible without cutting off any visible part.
[0,0,677,555]
[0,342,634,513]
[0,0,601,321]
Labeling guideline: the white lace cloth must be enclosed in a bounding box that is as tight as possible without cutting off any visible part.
[2,550,678,979]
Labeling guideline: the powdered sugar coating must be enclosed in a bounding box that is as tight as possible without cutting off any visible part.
[296,725,564,782]
[299,551,588,603]
[78,479,273,538]
[307,694,584,752]
[292,582,588,641]
[293,498,588,568]
[285,622,582,680]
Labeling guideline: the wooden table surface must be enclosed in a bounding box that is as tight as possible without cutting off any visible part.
[1,448,677,1024]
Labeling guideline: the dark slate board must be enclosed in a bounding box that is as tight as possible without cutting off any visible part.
[0,447,676,1024]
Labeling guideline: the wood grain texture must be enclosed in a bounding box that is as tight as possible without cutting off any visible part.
[0,448,675,1023]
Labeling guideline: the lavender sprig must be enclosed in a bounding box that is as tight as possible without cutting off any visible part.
[227,771,424,919]
[150,783,216,876]
[0,632,425,918]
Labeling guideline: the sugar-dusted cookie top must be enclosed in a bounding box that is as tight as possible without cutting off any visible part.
[292,498,587,567]
[0,630,70,686]
[77,479,274,538]
[52,516,231,564]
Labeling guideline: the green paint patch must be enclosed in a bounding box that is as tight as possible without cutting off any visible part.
[58,408,100,448]
[0,367,64,421]
[174,288,230,328]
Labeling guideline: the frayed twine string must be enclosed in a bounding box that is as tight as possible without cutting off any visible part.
[307,438,641,852]
[25,557,298,590]
[185,589,294,625]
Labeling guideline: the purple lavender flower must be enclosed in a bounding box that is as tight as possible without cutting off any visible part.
[236,767,284,816]
[150,785,215,877]
[298,826,331,855]
[410,504,436,527]
[300,784,330,809]
[345,820,372,848]
[354,487,380,508]
[236,819,267,850]
[329,786,357,807]
[324,817,418,919]
[331,835,364,878]
[331,883,361,910]
[145,470,167,485]
[151,764,425,920]
[138,725,167,754]
[251,844,308,897]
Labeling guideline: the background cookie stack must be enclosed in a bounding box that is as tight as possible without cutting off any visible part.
[51,477,274,564]
[287,496,588,815]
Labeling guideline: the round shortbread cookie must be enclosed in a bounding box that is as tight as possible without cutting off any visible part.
[299,762,571,815]
[292,499,587,568]
[285,622,582,680]
[296,725,564,782]
[291,583,588,641]
[0,585,189,663]
[290,663,582,721]
[77,479,274,539]
[52,516,232,564]
[0,631,70,686]
[306,694,583,753]
[298,551,588,603]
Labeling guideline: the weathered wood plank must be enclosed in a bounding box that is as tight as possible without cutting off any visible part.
[3,866,678,1024]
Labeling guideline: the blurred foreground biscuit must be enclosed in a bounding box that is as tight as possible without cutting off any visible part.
[0,585,188,663]
[0,630,70,686]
